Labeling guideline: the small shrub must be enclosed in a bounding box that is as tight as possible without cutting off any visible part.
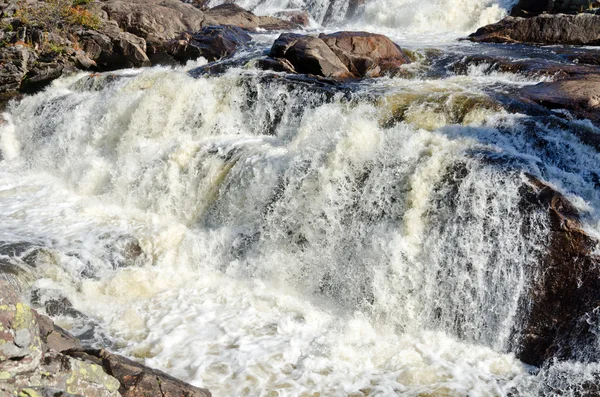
[66,6,100,29]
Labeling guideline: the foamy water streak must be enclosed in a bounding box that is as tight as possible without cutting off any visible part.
[1,46,599,395]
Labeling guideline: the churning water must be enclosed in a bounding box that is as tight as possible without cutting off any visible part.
[1,1,600,396]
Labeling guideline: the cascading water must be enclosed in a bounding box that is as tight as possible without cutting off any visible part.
[206,0,519,31]
[1,2,600,396]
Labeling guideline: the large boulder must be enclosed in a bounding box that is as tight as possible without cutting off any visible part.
[269,33,352,78]
[319,31,411,78]
[203,4,298,30]
[167,25,252,63]
[265,31,410,79]
[468,13,600,45]
[511,0,599,16]
[100,0,205,45]
[516,175,600,366]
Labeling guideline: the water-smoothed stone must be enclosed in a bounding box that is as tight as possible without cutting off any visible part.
[167,25,252,63]
[265,31,410,79]
[203,3,297,31]
[469,14,600,45]
[516,175,600,366]
[66,349,212,397]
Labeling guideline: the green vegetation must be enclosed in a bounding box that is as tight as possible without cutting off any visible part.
[15,0,101,31]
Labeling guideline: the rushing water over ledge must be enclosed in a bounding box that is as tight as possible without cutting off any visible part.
[2,2,600,394]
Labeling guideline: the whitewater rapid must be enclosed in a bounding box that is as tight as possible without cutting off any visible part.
[2,1,600,396]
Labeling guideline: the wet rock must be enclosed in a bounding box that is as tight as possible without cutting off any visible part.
[318,31,411,78]
[516,175,600,366]
[167,25,252,63]
[269,33,352,78]
[266,31,410,79]
[519,73,600,126]
[511,0,600,17]
[66,349,212,397]
[203,4,297,31]
[469,14,600,45]
[273,10,311,27]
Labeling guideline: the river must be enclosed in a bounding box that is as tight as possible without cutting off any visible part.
[1,0,600,395]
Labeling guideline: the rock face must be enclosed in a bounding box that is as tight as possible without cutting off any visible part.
[516,175,600,366]
[167,25,252,63]
[511,0,599,16]
[265,31,411,79]
[469,14,600,45]
[0,280,211,397]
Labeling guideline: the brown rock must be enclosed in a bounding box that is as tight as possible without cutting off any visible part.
[266,31,410,79]
[318,31,411,78]
[101,0,205,44]
[269,33,352,78]
[519,73,600,125]
[469,14,600,45]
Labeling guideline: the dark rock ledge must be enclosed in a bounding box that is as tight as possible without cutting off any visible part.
[0,280,211,397]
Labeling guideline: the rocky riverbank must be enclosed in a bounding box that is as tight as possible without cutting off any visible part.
[0,280,211,397]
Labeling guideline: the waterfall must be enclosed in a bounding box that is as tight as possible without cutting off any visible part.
[1,19,599,396]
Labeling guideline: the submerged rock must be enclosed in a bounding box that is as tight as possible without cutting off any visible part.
[265,31,411,79]
[468,14,600,45]
[0,280,211,397]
